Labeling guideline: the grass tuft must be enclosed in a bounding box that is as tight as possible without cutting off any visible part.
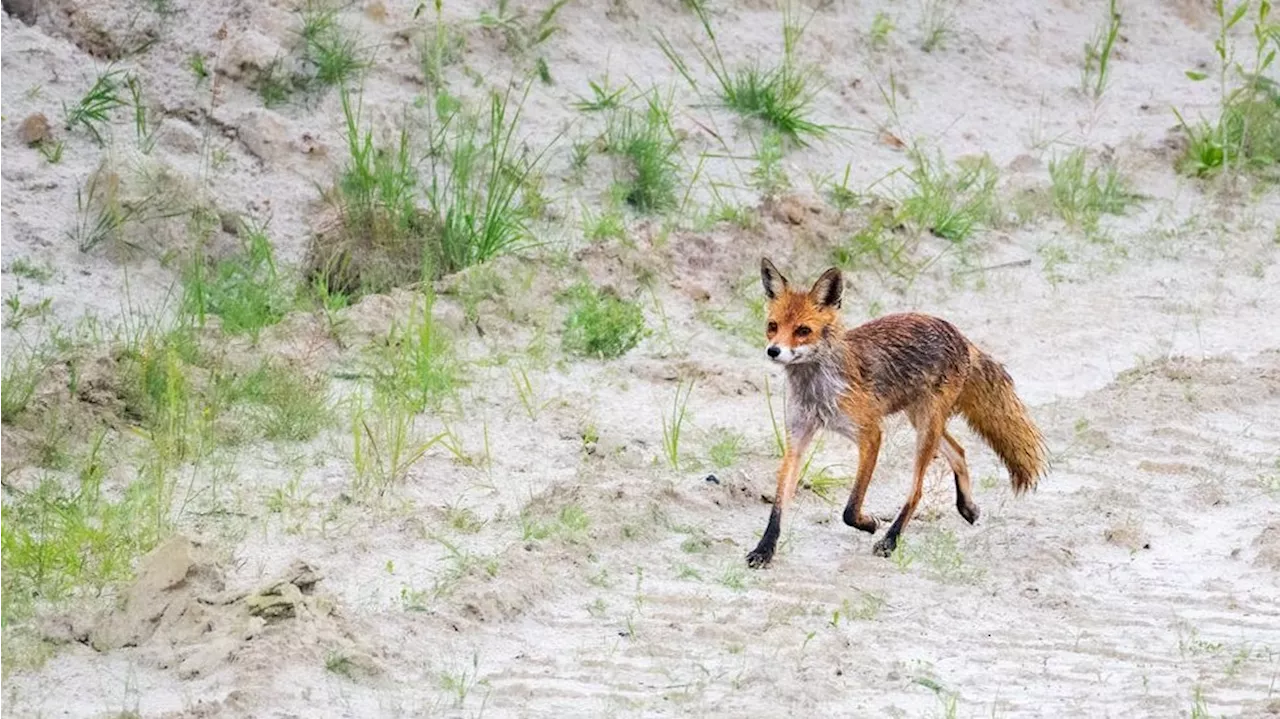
[1048,148,1138,231]
[898,149,998,243]
[561,283,647,359]
[659,4,830,144]
[183,221,293,340]
[63,66,129,145]
[603,90,682,213]
[1081,0,1122,99]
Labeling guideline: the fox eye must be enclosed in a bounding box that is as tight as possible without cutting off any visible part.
[766,321,778,334]
[795,326,812,338]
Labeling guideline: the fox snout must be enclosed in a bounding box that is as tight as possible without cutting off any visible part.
[765,343,809,364]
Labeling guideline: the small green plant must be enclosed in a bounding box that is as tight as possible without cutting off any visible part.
[308,89,433,296]
[660,379,694,470]
[708,429,743,467]
[349,391,444,495]
[183,222,292,340]
[561,283,647,359]
[36,139,65,164]
[1,351,45,423]
[603,90,682,212]
[917,0,957,52]
[419,0,466,87]
[898,149,999,243]
[749,129,790,198]
[1175,0,1280,177]
[510,364,550,419]
[478,0,571,54]
[369,293,462,413]
[8,258,55,283]
[231,362,333,441]
[188,53,210,84]
[63,66,129,145]
[1081,0,1122,99]
[581,200,627,242]
[255,58,302,108]
[325,650,355,677]
[659,4,830,143]
[126,75,158,153]
[300,1,366,88]
[426,85,556,274]
[68,169,159,254]
[1048,148,1138,231]
[869,11,894,49]
[573,73,629,112]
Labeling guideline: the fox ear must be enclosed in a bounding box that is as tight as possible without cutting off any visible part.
[760,257,789,299]
[809,267,843,309]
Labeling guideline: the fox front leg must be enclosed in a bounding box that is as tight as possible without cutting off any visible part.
[747,428,814,568]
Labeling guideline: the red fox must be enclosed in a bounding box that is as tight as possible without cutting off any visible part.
[746,258,1047,568]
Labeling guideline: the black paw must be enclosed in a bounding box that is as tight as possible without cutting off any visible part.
[957,501,980,525]
[746,547,774,569]
[872,536,897,558]
[843,505,880,534]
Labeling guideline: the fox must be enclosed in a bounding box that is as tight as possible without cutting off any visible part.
[746,257,1047,568]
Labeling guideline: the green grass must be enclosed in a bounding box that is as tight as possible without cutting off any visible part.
[1,433,164,625]
[1048,148,1138,231]
[603,91,682,213]
[8,258,55,284]
[349,390,444,495]
[300,1,366,88]
[1,350,45,424]
[581,199,627,242]
[573,73,629,112]
[898,149,998,243]
[308,89,433,296]
[368,293,463,413]
[419,11,466,88]
[659,4,830,144]
[426,85,554,274]
[188,53,209,84]
[63,66,129,145]
[749,130,790,198]
[229,362,333,441]
[1081,0,1122,99]
[478,0,571,54]
[917,0,957,52]
[183,221,293,341]
[869,11,894,49]
[561,283,647,359]
[1175,0,1280,178]
[661,379,694,470]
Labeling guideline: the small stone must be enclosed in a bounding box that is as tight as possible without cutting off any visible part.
[19,114,51,146]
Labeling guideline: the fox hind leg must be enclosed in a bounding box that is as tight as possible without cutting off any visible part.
[941,429,979,525]
[873,410,945,558]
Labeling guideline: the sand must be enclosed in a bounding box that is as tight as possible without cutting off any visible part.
[2,0,1279,716]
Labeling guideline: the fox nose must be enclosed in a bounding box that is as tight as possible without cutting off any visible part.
[767,345,781,358]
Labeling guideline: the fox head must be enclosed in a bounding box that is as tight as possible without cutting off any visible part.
[760,258,844,365]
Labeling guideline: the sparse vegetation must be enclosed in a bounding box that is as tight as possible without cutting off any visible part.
[603,90,682,212]
[659,3,830,143]
[917,0,957,52]
[660,379,694,470]
[1175,0,1280,178]
[898,149,999,243]
[1048,148,1138,231]
[561,283,647,359]
[63,66,129,145]
[1081,0,1122,99]
[183,221,292,340]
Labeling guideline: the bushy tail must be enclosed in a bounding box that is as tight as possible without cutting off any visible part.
[956,351,1047,494]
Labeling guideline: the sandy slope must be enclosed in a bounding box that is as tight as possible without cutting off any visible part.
[3,0,1280,716]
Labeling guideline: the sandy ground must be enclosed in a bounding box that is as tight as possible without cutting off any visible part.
[3,0,1280,716]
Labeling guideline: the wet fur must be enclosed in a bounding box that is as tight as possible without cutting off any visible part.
[748,259,1047,568]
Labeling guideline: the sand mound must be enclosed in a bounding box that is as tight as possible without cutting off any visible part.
[88,536,371,681]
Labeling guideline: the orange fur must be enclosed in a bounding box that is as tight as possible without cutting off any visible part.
[746,258,1047,568]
